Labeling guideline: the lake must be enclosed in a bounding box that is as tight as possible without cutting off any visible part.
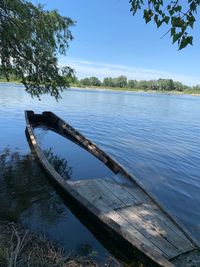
[0,83,200,265]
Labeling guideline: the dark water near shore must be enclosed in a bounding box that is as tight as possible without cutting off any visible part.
[0,83,200,264]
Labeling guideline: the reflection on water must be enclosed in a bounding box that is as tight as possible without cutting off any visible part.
[0,148,66,222]
[45,148,72,180]
[0,148,109,261]
[34,127,115,181]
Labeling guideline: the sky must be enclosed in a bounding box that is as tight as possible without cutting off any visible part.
[32,0,200,85]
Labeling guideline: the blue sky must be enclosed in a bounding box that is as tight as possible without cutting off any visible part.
[32,0,200,85]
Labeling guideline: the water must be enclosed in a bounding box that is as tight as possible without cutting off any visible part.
[34,127,115,180]
[1,83,200,264]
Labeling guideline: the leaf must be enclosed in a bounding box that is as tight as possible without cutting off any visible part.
[163,16,170,24]
[172,32,182,44]
[178,36,193,50]
[187,15,195,28]
[171,27,176,37]
[143,9,153,23]
[171,16,183,27]
[174,6,182,12]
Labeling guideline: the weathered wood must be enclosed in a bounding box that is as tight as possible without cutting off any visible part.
[170,250,200,266]
[25,110,200,267]
[100,178,193,251]
[102,178,194,248]
[72,178,191,259]
[70,179,169,258]
[117,179,194,245]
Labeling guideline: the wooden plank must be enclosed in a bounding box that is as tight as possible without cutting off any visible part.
[94,179,186,258]
[100,178,140,207]
[71,179,182,259]
[100,178,193,252]
[121,204,192,253]
[114,178,194,247]
[71,179,138,210]
[70,179,170,258]
[171,249,200,267]
[101,179,194,252]
[118,205,181,258]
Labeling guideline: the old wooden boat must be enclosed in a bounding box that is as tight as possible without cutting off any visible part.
[25,110,200,267]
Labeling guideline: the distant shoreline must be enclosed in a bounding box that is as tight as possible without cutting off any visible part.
[72,85,200,96]
[1,81,200,96]
[0,80,21,84]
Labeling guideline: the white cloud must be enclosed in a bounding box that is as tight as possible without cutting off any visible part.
[60,57,200,86]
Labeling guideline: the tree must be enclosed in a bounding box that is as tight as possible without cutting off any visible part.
[89,76,101,86]
[80,78,90,86]
[158,79,174,91]
[137,80,149,90]
[79,77,101,87]
[129,0,198,50]
[103,77,114,87]
[128,79,137,88]
[0,0,75,99]
[173,81,185,91]
[114,75,127,88]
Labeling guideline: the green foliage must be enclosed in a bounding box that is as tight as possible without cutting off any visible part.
[0,0,75,99]
[72,75,198,93]
[137,80,149,90]
[113,75,127,88]
[103,77,115,87]
[129,0,199,49]
[80,76,101,86]
[0,66,20,82]
[128,79,138,88]
[157,78,174,91]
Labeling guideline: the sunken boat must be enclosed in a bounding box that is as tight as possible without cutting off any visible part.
[25,110,200,267]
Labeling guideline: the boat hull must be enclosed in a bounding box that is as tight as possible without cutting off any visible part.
[25,110,200,267]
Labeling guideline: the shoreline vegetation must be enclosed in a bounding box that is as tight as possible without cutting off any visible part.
[0,220,120,267]
[72,75,200,96]
[72,85,200,96]
[1,75,200,96]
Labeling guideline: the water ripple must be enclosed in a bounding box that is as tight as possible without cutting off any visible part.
[1,84,200,247]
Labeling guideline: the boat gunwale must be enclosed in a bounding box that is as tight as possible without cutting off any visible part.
[25,110,199,267]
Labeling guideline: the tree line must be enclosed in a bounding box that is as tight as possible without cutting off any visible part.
[72,75,200,92]
[1,70,200,93]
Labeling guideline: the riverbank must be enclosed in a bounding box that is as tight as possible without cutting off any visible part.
[0,79,21,84]
[0,220,119,267]
[72,85,200,96]
[1,81,200,96]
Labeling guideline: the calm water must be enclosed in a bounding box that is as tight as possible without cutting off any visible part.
[34,127,115,181]
[1,83,200,264]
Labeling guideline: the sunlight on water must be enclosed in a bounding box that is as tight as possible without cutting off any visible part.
[1,83,200,264]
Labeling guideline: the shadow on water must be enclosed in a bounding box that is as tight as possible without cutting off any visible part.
[0,148,104,261]
[0,148,157,267]
[0,148,66,223]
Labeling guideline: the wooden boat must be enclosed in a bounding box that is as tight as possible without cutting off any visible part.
[25,110,200,267]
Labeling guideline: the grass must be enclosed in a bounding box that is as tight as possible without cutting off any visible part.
[0,220,121,267]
